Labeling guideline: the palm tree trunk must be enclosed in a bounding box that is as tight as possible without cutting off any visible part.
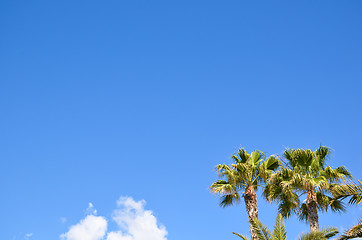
[244,185,259,240]
[306,189,319,232]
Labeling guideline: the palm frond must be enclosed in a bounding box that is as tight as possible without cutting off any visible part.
[263,169,300,218]
[271,214,287,240]
[297,203,308,223]
[313,146,331,170]
[250,150,262,166]
[315,191,346,213]
[321,166,352,183]
[260,156,281,180]
[233,148,250,164]
[232,232,250,240]
[292,149,314,168]
[219,193,241,207]
[250,218,272,240]
[277,194,300,218]
[298,227,338,240]
[311,176,328,189]
[315,146,331,160]
[333,180,362,205]
[283,149,294,163]
[210,180,236,195]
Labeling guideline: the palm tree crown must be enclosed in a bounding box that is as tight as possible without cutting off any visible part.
[210,148,280,240]
[210,149,279,207]
[264,146,352,232]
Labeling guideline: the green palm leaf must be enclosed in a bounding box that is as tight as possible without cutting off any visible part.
[271,214,287,240]
[298,227,338,240]
[333,180,362,205]
[232,232,250,240]
[219,193,241,207]
[250,218,272,240]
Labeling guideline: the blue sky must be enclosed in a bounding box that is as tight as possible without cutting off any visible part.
[1,0,362,239]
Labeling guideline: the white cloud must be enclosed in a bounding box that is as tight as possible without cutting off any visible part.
[86,202,98,215]
[60,197,167,240]
[106,232,133,240]
[60,215,107,240]
[60,217,67,223]
[25,233,33,240]
[107,197,167,240]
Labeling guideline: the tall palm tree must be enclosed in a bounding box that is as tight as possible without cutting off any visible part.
[210,148,280,240]
[264,146,351,232]
[232,214,338,240]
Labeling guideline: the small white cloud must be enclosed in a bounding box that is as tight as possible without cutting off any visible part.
[60,215,107,240]
[86,202,97,215]
[25,233,33,239]
[61,217,67,223]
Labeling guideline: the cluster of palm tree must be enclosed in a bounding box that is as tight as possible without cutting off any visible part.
[210,146,361,240]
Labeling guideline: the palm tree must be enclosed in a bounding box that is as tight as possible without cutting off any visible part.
[232,214,338,240]
[333,180,362,239]
[210,148,280,240]
[264,146,351,232]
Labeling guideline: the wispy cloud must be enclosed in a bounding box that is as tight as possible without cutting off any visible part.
[60,197,167,240]
[25,233,33,240]
[85,203,97,215]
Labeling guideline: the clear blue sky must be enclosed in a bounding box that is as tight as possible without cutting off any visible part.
[1,0,362,239]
